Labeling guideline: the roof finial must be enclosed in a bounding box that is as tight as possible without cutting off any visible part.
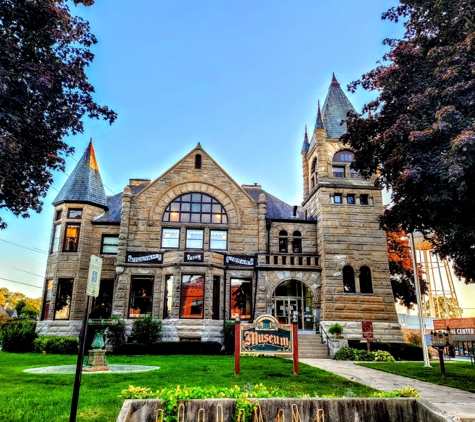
[331,72,340,88]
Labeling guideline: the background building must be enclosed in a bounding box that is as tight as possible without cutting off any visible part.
[37,76,403,345]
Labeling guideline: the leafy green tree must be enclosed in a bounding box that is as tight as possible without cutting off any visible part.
[342,0,475,284]
[15,300,39,319]
[0,0,116,228]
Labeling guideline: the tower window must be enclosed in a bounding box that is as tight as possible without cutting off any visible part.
[360,195,369,205]
[334,194,342,204]
[67,209,83,219]
[360,266,373,294]
[63,224,80,252]
[343,265,356,293]
[350,169,361,178]
[332,166,345,178]
[347,194,355,205]
[333,151,354,162]
[54,278,74,320]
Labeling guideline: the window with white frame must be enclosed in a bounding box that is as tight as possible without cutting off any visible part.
[101,235,119,254]
[162,228,180,248]
[186,229,204,249]
[210,230,227,250]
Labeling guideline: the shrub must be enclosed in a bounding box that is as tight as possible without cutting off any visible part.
[348,340,423,361]
[334,347,363,361]
[328,323,343,335]
[105,317,127,352]
[220,319,235,354]
[33,336,78,354]
[0,320,38,352]
[373,350,396,362]
[130,317,163,345]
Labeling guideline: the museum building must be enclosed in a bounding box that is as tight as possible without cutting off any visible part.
[37,75,403,345]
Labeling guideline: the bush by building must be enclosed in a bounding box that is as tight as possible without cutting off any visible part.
[33,336,79,354]
[130,316,163,345]
[0,320,38,352]
[334,347,395,362]
[220,319,235,354]
[348,340,423,361]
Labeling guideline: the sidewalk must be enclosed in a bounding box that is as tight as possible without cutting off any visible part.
[301,359,475,422]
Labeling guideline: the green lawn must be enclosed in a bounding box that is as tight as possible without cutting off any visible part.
[0,352,377,422]
[357,361,475,393]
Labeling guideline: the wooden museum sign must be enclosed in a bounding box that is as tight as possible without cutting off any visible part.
[234,314,299,375]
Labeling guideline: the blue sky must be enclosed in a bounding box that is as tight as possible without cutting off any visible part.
[1,0,473,315]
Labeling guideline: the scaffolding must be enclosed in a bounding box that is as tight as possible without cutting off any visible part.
[414,235,462,319]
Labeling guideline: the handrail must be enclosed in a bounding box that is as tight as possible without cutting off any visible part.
[318,322,338,356]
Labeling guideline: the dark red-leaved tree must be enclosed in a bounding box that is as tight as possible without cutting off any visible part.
[387,227,427,308]
[342,0,475,283]
[0,0,116,228]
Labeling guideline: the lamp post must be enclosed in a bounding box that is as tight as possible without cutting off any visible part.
[409,232,431,367]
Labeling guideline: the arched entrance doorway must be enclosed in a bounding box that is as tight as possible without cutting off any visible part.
[272,280,314,330]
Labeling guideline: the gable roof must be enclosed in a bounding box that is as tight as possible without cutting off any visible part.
[53,140,108,209]
[320,73,356,139]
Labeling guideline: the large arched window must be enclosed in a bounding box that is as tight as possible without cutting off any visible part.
[342,265,356,293]
[359,266,373,294]
[292,231,302,253]
[333,150,354,162]
[279,230,288,253]
[163,193,227,224]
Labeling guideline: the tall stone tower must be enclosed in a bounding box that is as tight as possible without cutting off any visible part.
[301,74,402,341]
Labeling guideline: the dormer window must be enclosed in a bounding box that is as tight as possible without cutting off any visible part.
[195,154,202,169]
[332,150,355,179]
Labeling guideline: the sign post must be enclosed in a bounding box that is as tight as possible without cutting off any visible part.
[234,316,241,375]
[70,255,102,422]
[362,321,374,351]
[292,313,299,375]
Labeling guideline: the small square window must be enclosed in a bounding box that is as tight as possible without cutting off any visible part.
[334,194,342,204]
[67,209,83,219]
[347,194,356,205]
[101,235,119,254]
[162,228,180,248]
[360,194,369,205]
[186,229,204,249]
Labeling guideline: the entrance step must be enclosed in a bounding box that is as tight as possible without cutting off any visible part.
[297,333,330,359]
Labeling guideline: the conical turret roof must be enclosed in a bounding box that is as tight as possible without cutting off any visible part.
[320,73,356,138]
[301,126,310,153]
[53,140,108,209]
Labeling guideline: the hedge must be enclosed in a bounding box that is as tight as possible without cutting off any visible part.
[33,336,79,354]
[0,320,38,352]
[348,340,423,361]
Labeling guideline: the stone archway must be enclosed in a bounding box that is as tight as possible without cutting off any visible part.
[271,280,316,330]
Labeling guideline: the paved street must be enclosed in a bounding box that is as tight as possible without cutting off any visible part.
[301,359,475,422]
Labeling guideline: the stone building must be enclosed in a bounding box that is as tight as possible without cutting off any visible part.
[37,75,403,345]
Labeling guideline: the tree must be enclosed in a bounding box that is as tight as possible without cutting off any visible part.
[0,287,41,311]
[387,227,427,308]
[0,0,116,229]
[341,0,475,283]
[15,299,40,319]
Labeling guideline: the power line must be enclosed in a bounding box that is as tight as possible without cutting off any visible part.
[14,268,44,278]
[0,239,48,254]
[0,277,42,289]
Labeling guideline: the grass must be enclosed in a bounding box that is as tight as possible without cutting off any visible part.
[357,360,475,393]
[0,352,377,422]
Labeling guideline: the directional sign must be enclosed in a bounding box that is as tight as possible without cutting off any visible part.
[86,255,102,297]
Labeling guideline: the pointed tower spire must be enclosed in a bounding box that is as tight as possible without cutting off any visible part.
[331,72,340,88]
[53,140,108,209]
[314,100,325,131]
[320,73,356,138]
[301,125,310,153]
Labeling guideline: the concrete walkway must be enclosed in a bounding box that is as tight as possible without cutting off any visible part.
[301,359,475,422]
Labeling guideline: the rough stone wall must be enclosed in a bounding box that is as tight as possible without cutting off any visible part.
[303,135,401,338]
[40,202,114,333]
